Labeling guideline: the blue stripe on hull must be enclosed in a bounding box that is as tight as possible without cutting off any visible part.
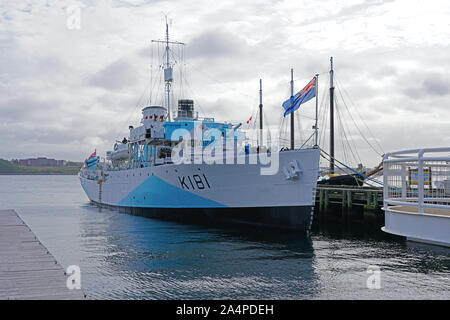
[117,175,227,208]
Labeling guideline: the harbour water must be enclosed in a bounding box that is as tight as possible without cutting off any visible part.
[0,175,448,299]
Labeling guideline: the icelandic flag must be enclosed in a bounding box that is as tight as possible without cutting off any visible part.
[282,76,316,117]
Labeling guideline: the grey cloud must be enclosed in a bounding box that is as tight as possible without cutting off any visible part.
[137,46,150,58]
[403,74,450,99]
[88,59,138,90]
[187,29,250,59]
[423,76,450,96]
[2,1,450,165]
[373,65,398,78]
[0,106,130,160]
[297,0,394,26]
[403,87,420,99]
[337,0,394,18]
[1,52,66,83]
[0,95,62,121]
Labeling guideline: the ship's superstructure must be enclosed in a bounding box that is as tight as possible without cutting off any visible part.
[79,20,321,232]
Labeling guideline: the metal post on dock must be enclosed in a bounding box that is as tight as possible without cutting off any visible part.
[383,154,389,211]
[401,164,407,200]
[418,150,425,213]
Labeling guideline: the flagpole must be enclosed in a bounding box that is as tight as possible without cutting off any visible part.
[290,69,294,150]
[314,74,319,147]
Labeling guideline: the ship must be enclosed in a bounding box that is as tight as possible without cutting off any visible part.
[79,20,321,232]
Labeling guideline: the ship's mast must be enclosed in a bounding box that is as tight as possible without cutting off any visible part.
[290,68,294,150]
[151,16,184,122]
[329,57,335,174]
[259,79,263,148]
[165,19,172,121]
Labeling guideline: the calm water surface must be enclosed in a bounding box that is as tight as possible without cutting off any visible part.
[0,175,448,299]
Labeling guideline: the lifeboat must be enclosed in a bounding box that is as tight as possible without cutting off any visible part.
[110,143,129,160]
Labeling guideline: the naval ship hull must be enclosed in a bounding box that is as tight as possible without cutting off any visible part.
[80,148,320,231]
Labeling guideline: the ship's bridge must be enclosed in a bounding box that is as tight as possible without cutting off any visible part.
[129,106,167,142]
[164,99,243,147]
[141,105,167,124]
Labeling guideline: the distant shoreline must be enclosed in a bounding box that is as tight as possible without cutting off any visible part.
[1,159,82,175]
[0,173,78,175]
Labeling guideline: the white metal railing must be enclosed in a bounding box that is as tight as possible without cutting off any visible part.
[383,147,450,213]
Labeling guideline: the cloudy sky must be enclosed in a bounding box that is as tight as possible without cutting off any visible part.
[1,0,449,166]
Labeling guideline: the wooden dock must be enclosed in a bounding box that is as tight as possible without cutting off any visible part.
[0,209,85,300]
[316,185,383,211]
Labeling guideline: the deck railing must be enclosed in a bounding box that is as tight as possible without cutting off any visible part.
[383,147,450,213]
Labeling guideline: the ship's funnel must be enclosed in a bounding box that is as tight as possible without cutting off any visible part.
[177,99,194,119]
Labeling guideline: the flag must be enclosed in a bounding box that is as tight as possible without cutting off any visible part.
[282,76,316,117]
[246,116,252,124]
[86,158,99,166]
[88,151,96,159]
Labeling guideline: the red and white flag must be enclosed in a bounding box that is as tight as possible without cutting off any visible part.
[246,116,252,124]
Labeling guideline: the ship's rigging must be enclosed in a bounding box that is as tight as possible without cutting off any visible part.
[117,18,384,184]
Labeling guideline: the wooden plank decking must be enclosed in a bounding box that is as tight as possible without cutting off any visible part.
[0,209,85,300]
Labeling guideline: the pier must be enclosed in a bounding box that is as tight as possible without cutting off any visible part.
[316,185,383,211]
[313,185,386,237]
[0,209,85,300]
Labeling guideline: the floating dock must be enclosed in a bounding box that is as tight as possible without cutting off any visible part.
[0,209,85,300]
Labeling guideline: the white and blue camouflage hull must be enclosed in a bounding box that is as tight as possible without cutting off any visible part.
[79,148,320,230]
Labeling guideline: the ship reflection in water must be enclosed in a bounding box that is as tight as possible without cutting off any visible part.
[0,176,449,299]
